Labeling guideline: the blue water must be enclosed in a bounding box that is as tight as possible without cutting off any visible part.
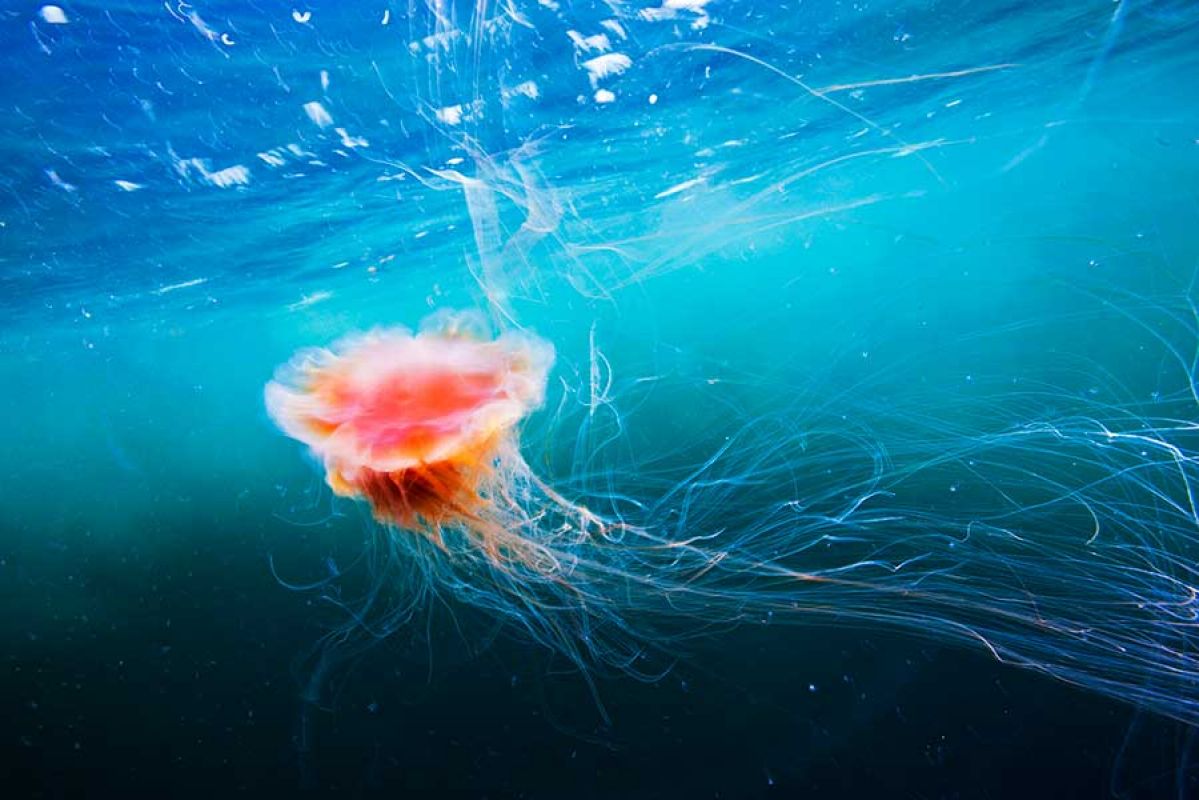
[4,0,1199,796]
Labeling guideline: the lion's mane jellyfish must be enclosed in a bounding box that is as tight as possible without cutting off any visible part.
[267,309,1199,729]
[265,311,559,566]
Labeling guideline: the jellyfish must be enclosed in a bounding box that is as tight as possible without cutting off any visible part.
[264,311,579,569]
[267,308,1199,730]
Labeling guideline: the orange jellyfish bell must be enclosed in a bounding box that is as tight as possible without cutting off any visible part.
[265,311,555,551]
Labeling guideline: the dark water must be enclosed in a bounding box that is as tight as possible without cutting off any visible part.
[4,0,1199,796]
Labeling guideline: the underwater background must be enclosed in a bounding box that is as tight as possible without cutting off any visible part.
[4,0,1199,796]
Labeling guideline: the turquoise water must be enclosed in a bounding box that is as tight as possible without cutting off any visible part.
[4,0,1199,796]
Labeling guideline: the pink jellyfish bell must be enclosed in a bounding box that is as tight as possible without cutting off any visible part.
[266,311,556,561]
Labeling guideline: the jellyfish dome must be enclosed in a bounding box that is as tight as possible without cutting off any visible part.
[265,312,554,551]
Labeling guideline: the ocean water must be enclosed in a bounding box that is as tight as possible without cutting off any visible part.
[4,0,1199,796]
